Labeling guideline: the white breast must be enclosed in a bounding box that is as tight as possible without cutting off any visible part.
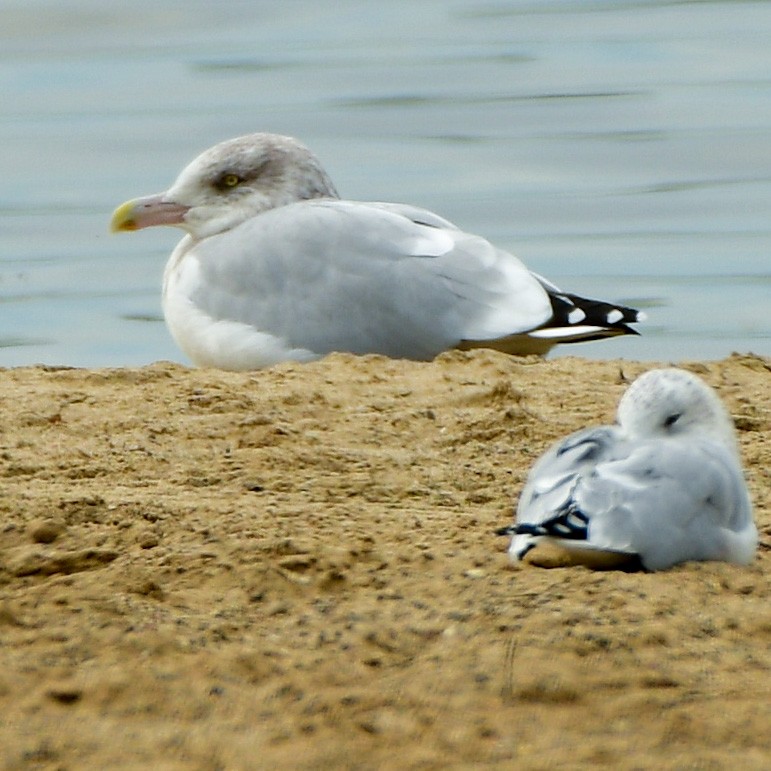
[162,246,318,370]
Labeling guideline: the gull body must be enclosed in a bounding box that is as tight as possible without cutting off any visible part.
[499,368,757,571]
[111,133,644,370]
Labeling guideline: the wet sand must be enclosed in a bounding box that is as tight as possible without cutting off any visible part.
[0,351,769,769]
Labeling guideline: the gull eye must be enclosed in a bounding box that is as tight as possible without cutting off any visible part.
[214,172,243,191]
[663,413,681,428]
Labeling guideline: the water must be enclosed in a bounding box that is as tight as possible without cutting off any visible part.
[1,0,769,368]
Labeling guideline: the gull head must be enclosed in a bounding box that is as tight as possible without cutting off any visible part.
[616,368,738,448]
[111,133,340,240]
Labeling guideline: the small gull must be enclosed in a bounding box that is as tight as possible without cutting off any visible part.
[498,368,757,571]
[111,133,644,370]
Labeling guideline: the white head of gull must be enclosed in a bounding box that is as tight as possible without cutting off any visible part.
[499,368,757,571]
[111,132,644,370]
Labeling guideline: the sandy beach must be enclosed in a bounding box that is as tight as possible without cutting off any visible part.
[0,351,768,769]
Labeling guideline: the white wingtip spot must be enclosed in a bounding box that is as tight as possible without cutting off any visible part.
[568,308,586,324]
[606,309,624,324]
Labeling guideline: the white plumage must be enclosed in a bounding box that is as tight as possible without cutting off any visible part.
[111,132,643,370]
[500,368,757,571]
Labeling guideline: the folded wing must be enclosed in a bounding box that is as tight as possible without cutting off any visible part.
[177,199,554,360]
[510,430,756,570]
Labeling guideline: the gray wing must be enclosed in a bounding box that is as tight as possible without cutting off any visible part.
[511,431,756,570]
[357,201,463,231]
[509,426,629,560]
[516,425,625,521]
[182,199,552,360]
[573,439,755,569]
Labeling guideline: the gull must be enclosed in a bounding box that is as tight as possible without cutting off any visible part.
[498,368,757,571]
[111,132,644,370]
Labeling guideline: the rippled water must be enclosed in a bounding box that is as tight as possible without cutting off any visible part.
[1,0,769,367]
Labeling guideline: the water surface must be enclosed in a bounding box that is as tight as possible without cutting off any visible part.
[1,0,769,367]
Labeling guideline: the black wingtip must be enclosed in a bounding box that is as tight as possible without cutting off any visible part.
[562,293,642,326]
[543,291,645,339]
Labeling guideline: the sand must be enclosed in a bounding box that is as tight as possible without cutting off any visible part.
[0,351,769,770]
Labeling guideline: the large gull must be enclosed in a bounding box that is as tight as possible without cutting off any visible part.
[110,133,644,370]
[498,368,757,571]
